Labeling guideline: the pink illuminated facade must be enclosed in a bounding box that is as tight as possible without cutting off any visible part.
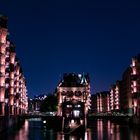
[130,55,140,116]
[0,15,28,116]
[91,91,110,114]
[56,73,91,117]
[97,92,110,113]
[90,54,140,116]
[110,81,121,112]
[109,54,140,115]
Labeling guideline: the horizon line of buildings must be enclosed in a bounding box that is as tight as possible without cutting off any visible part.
[0,15,28,116]
[91,54,140,116]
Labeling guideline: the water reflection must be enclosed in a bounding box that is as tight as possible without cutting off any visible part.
[0,118,140,140]
[56,131,89,140]
[97,119,103,140]
[14,120,29,140]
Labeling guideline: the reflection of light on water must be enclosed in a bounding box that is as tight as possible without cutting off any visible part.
[116,125,120,140]
[107,120,111,139]
[25,120,29,131]
[69,135,78,140]
[15,120,29,140]
[85,129,92,140]
[97,119,103,140]
[85,131,87,140]
[57,132,65,140]
[110,123,121,140]
[56,129,92,140]
[110,123,115,135]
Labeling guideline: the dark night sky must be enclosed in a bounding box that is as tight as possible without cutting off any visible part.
[0,0,140,98]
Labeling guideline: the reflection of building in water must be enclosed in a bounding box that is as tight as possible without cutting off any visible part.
[56,73,91,126]
[97,119,103,140]
[96,119,121,140]
[107,120,111,140]
[56,129,92,140]
[56,133,64,140]
[84,129,92,140]
[14,120,29,140]
[110,123,120,140]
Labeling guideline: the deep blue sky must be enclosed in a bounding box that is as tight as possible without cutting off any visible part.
[0,0,140,98]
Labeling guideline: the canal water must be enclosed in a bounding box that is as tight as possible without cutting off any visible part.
[0,118,140,140]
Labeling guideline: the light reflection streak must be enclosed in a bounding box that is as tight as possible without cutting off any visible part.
[15,120,29,140]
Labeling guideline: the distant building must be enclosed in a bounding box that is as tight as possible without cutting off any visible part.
[91,91,110,114]
[110,54,140,116]
[0,15,28,116]
[110,81,121,112]
[56,73,91,118]
[28,94,47,112]
[130,54,140,116]
[98,91,110,113]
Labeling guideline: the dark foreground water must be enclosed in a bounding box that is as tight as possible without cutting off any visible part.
[0,118,140,140]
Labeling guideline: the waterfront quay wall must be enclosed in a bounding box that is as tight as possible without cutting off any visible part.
[0,116,25,133]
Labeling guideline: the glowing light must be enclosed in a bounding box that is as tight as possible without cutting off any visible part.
[132,68,137,75]
[134,87,137,93]
[133,81,137,87]
[134,100,137,107]
[71,119,74,124]
[132,58,136,67]
[73,110,80,117]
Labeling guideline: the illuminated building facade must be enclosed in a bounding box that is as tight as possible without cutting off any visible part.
[90,55,140,116]
[109,54,140,116]
[130,55,140,116]
[91,91,110,113]
[110,81,121,112]
[0,15,28,116]
[97,92,110,113]
[56,73,91,118]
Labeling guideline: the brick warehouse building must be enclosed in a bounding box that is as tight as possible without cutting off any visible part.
[56,73,91,119]
[0,15,28,116]
[90,54,140,117]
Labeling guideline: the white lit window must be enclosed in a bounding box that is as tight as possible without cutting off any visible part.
[132,59,136,67]
[73,110,80,117]
[133,81,137,87]
[132,68,137,75]
[134,87,137,93]
[67,105,72,108]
